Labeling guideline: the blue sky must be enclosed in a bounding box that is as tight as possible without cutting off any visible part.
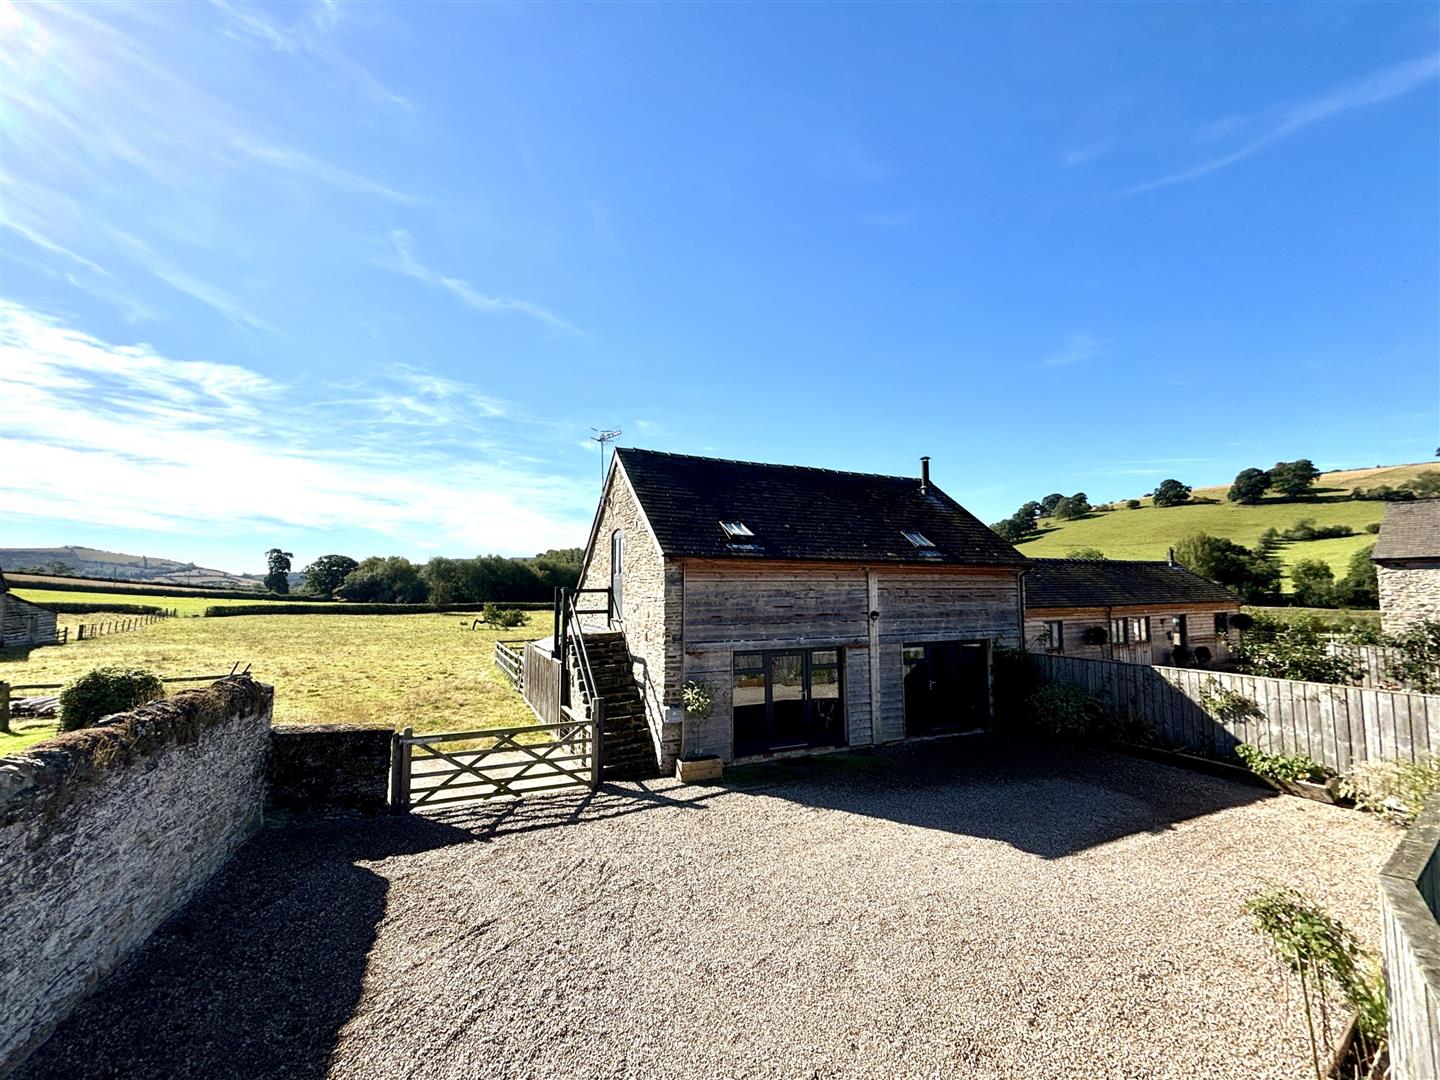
[2,1,1436,574]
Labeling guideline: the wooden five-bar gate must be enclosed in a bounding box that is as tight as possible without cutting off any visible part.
[390,587,611,810]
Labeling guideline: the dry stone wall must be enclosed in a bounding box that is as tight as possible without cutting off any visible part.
[0,677,272,1073]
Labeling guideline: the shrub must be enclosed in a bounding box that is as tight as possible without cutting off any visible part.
[1200,680,1262,723]
[1386,618,1440,693]
[1244,885,1386,1074]
[1080,625,1109,646]
[1025,682,1108,740]
[481,602,527,629]
[1340,755,1440,824]
[1289,559,1337,608]
[1233,615,1364,684]
[59,667,165,732]
[1364,522,1381,534]
[1125,499,1141,509]
[1229,612,1254,632]
[1066,547,1107,560]
[1234,743,1328,783]
[681,681,715,719]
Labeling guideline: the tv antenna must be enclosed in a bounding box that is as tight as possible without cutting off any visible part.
[591,427,621,490]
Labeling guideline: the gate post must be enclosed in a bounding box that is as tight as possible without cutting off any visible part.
[390,728,413,813]
[591,699,605,787]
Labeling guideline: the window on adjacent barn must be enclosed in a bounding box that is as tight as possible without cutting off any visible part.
[1110,618,1128,644]
[901,529,935,548]
[1130,616,1151,642]
[720,521,754,538]
[1043,620,1064,652]
[1214,612,1229,634]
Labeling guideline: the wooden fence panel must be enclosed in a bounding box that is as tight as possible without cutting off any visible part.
[522,643,562,728]
[1028,654,1440,772]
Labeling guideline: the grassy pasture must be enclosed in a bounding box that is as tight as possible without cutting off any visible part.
[0,611,543,756]
[11,588,321,616]
[1016,494,1381,587]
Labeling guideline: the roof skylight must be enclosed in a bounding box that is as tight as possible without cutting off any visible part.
[720,521,755,538]
[902,529,935,548]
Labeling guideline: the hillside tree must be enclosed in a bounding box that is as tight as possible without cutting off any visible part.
[1335,544,1378,608]
[1152,479,1192,508]
[303,554,360,599]
[1174,533,1281,602]
[264,548,293,595]
[1228,468,1270,504]
[1289,560,1337,608]
[1052,493,1092,521]
[1269,459,1321,498]
[1039,493,1065,516]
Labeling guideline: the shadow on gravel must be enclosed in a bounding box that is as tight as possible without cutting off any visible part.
[15,783,735,1080]
[15,814,475,1080]
[723,736,1273,860]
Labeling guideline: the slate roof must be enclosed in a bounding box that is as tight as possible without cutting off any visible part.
[1023,558,1239,611]
[614,448,1027,566]
[1373,501,1440,561]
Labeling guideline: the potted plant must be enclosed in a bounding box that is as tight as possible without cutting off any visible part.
[1235,743,1342,803]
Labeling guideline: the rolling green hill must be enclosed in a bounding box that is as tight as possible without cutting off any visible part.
[1015,462,1437,589]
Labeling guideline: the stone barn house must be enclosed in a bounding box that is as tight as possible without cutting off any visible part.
[1373,500,1440,633]
[0,571,57,648]
[560,448,1028,772]
[1021,558,1241,666]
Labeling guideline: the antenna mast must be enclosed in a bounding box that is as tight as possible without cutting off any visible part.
[591,427,621,490]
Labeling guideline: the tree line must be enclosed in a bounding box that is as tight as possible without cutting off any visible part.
[262,547,584,604]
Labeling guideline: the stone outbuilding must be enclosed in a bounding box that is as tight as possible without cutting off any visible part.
[1021,557,1242,666]
[0,570,57,648]
[1373,501,1440,633]
[551,448,1029,772]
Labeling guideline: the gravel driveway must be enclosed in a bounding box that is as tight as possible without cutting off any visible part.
[18,737,1398,1080]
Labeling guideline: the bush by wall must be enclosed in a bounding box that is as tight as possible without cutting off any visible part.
[58,667,165,732]
[203,601,553,617]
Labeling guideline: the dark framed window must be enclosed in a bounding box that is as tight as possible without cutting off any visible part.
[1171,614,1188,645]
[1043,620,1064,653]
[1130,616,1151,642]
[1110,618,1128,644]
[732,648,845,757]
[1214,612,1229,634]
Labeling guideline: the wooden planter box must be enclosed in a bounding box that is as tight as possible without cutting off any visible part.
[1267,776,1343,804]
[675,756,723,784]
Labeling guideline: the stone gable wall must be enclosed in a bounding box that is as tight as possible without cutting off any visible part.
[1380,561,1440,634]
[578,465,680,770]
[0,678,272,1073]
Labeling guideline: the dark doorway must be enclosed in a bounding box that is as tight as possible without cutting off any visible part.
[903,641,990,736]
[733,649,845,757]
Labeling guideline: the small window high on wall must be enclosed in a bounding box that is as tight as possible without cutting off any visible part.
[610,530,623,621]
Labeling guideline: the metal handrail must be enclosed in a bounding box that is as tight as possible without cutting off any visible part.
[565,592,601,711]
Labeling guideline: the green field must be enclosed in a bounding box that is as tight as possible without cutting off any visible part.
[1,612,543,756]
[1012,461,1440,588]
[12,589,318,616]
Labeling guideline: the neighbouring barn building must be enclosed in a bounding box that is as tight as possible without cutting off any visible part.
[0,571,58,648]
[1373,500,1440,633]
[544,449,1029,772]
[1021,557,1242,666]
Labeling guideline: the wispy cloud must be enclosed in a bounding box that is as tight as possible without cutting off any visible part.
[105,229,273,332]
[231,136,416,203]
[210,0,412,109]
[0,301,592,554]
[0,218,110,277]
[1061,137,1115,168]
[1043,331,1105,367]
[389,230,581,337]
[1117,53,1440,197]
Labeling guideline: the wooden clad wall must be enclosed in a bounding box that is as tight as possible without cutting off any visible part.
[522,643,563,727]
[1030,652,1440,772]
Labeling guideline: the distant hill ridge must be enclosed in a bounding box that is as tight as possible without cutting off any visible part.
[0,546,265,590]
